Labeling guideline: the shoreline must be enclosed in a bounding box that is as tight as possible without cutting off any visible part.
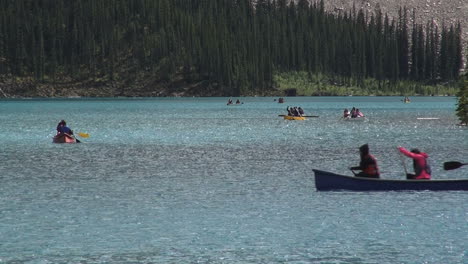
[0,94,457,100]
[0,75,460,99]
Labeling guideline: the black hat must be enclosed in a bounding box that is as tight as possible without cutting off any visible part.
[410,148,420,154]
[359,144,369,153]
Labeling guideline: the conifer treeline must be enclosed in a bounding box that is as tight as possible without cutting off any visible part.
[0,0,464,95]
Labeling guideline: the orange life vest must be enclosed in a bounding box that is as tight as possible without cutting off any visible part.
[363,154,379,177]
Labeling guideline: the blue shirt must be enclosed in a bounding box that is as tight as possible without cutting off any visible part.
[58,126,72,134]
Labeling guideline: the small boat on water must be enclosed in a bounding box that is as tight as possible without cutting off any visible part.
[313,169,468,191]
[53,133,78,143]
[343,116,366,122]
[283,115,306,120]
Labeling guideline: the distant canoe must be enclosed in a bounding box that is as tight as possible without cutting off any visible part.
[313,169,468,191]
[342,116,366,121]
[284,115,306,120]
[53,133,77,143]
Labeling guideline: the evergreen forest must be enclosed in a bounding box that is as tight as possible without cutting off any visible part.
[0,0,465,97]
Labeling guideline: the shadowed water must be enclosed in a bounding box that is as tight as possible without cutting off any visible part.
[0,97,466,263]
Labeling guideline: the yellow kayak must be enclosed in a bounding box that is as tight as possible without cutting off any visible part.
[283,116,306,120]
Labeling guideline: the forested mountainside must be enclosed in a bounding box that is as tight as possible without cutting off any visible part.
[0,0,465,98]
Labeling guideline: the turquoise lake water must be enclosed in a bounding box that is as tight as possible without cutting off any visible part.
[0,96,467,263]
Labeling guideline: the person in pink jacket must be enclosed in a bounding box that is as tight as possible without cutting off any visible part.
[398,147,431,180]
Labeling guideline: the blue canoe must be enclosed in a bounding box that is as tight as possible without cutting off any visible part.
[313,169,468,191]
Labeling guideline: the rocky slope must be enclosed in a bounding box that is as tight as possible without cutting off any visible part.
[323,0,468,46]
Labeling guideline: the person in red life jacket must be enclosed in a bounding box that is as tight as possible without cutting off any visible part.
[398,147,431,180]
[350,144,380,178]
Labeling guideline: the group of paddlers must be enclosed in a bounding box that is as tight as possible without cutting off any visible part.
[351,144,431,180]
[343,107,364,118]
[227,98,242,105]
[287,106,305,116]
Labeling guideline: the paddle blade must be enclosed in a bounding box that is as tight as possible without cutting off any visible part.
[77,132,90,138]
[443,161,464,170]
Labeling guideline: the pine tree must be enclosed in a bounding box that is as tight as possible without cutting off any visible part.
[397,7,409,79]
[456,80,468,125]
[410,10,418,80]
[452,23,463,79]
[439,24,449,80]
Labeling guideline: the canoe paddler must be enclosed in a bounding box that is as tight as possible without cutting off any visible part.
[398,147,431,180]
[350,144,380,178]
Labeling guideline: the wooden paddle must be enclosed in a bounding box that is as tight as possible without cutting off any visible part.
[443,161,468,170]
[398,148,409,176]
[278,115,319,118]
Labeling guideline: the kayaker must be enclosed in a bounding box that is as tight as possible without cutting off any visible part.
[343,109,350,118]
[350,144,380,178]
[298,107,305,116]
[227,98,233,105]
[56,120,74,135]
[293,107,300,116]
[398,146,431,180]
[236,99,241,104]
[287,106,293,116]
[350,107,357,118]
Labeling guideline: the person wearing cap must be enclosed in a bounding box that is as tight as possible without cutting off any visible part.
[398,146,431,179]
[350,144,380,178]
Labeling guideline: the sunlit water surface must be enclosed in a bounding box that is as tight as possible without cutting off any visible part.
[0,97,467,263]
